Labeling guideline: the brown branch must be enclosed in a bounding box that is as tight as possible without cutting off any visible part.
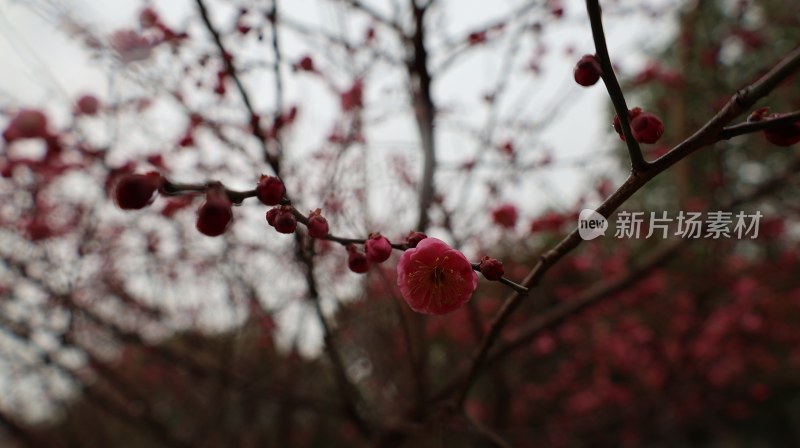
[160,178,530,294]
[492,154,800,362]
[718,109,800,140]
[586,0,646,172]
[438,147,800,410]
[652,44,800,173]
[453,43,800,408]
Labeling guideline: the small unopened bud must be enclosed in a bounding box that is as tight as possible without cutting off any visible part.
[365,233,392,263]
[256,175,286,206]
[269,206,296,234]
[196,184,233,237]
[307,209,329,238]
[479,256,505,281]
[114,172,162,210]
[406,231,427,248]
[573,54,602,87]
[347,244,370,273]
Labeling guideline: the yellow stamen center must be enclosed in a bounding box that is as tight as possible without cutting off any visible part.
[406,256,466,310]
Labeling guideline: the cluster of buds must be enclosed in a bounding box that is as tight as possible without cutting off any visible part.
[572,54,667,145]
[112,172,332,241]
[112,171,508,316]
[345,233,392,274]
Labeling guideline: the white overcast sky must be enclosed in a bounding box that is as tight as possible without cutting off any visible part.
[0,0,679,209]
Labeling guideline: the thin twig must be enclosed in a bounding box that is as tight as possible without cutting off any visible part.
[269,0,284,127]
[586,0,646,173]
[471,262,529,295]
[160,177,532,295]
[194,0,281,174]
[718,109,800,140]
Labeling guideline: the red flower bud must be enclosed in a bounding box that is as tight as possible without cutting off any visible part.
[406,231,427,248]
[114,172,162,210]
[347,244,370,273]
[763,113,800,147]
[76,95,100,116]
[307,209,329,238]
[612,107,642,141]
[196,184,233,237]
[630,112,665,144]
[614,107,665,144]
[365,233,392,263]
[479,256,505,281]
[266,207,279,226]
[573,54,602,87]
[272,206,297,234]
[256,175,286,206]
[297,55,314,72]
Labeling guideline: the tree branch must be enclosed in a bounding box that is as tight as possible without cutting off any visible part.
[453,41,800,408]
[435,151,800,406]
[718,109,800,140]
[586,0,647,173]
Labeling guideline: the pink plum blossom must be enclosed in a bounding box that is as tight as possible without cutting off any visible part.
[396,237,478,315]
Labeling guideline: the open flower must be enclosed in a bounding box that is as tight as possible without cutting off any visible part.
[396,238,478,315]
